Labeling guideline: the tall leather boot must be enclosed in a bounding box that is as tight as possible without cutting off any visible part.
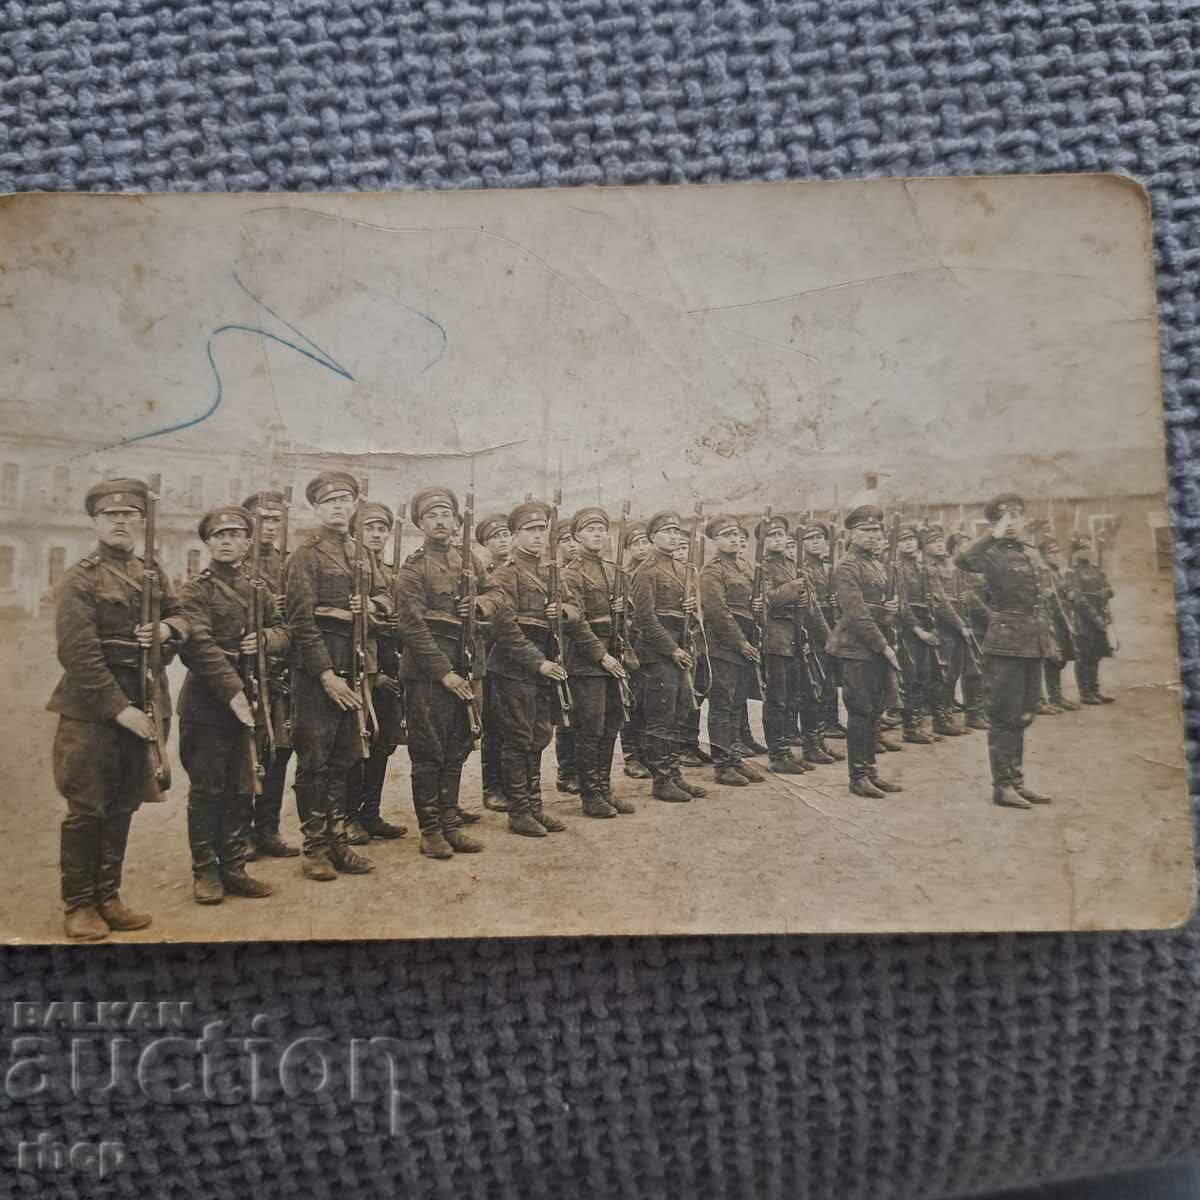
[902,708,934,744]
[598,735,635,814]
[188,792,226,902]
[933,707,966,736]
[253,747,298,858]
[990,729,1029,808]
[555,727,579,793]
[1094,662,1115,703]
[61,817,107,940]
[847,716,883,797]
[412,760,453,857]
[481,725,508,810]
[647,730,691,802]
[296,774,337,880]
[358,742,405,838]
[328,775,372,874]
[95,813,152,929]
[440,763,483,852]
[530,751,567,831]
[1010,727,1052,804]
[502,748,546,837]
[577,734,616,818]
[220,793,273,896]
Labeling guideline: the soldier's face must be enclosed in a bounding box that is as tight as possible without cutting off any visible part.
[651,527,679,554]
[315,491,355,532]
[362,519,390,553]
[785,538,797,558]
[258,510,283,545]
[558,536,578,564]
[419,503,455,547]
[208,527,249,564]
[93,507,144,551]
[804,533,828,559]
[853,524,884,554]
[486,528,513,561]
[1075,543,1092,564]
[715,527,741,555]
[516,520,548,556]
[576,521,608,554]
[765,528,787,554]
[898,533,918,556]
[1043,545,1060,567]
[628,534,651,564]
[673,544,689,563]
[738,533,749,554]
[925,536,946,557]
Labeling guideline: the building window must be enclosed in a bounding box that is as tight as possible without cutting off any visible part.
[0,546,13,588]
[0,464,19,505]
[186,549,201,579]
[48,546,66,586]
[189,476,204,508]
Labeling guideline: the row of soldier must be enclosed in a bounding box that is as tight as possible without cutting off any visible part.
[49,475,1115,939]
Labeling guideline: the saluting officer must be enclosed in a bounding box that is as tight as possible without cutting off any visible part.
[476,512,512,811]
[284,471,393,879]
[826,506,904,798]
[49,478,190,940]
[561,506,635,819]
[177,507,287,904]
[241,490,299,860]
[345,501,409,844]
[1069,535,1116,705]
[954,493,1056,810]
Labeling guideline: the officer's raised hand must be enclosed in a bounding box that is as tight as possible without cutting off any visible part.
[320,669,362,710]
[539,660,569,683]
[134,621,172,648]
[229,691,255,728]
[114,705,155,740]
[441,671,475,701]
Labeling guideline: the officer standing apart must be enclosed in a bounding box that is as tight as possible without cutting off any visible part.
[48,479,189,940]
[284,472,393,880]
[177,507,288,904]
[954,493,1056,810]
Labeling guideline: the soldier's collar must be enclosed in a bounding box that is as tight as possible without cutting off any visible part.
[515,547,541,564]
[98,541,135,561]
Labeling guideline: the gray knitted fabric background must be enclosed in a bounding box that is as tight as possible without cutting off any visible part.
[2,2,1199,1197]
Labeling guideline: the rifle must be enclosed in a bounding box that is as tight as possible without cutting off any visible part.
[884,513,913,694]
[919,537,949,683]
[547,490,574,726]
[239,501,273,796]
[349,483,377,760]
[682,501,711,702]
[750,505,770,694]
[457,489,484,745]
[611,498,636,719]
[276,485,292,603]
[139,473,171,793]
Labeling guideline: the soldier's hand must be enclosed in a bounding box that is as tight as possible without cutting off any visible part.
[440,671,475,701]
[741,644,761,665]
[349,593,363,615]
[682,595,698,615]
[456,598,474,618]
[750,597,765,617]
[378,675,404,699]
[114,705,155,741]
[539,661,569,683]
[239,632,259,655]
[544,601,561,621]
[915,628,936,645]
[320,669,362,710]
[882,598,899,616]
[134,621,172,648]
[993,513,1012,540]
[883,648,901,673]
[229,691,255,728]
[672,648,694,671]
[611,596,625,615]
[599,653,626,679]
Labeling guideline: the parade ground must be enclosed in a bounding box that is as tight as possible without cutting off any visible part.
[1,577,1192,944]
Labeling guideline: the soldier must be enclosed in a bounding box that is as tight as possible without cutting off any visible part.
[284,471,393,879]
[919,525,973,736]
[481,500,576,835]
[345,502,409,843]
[954,493,1057,809]
[698,513,766,787]
[49,478,189,940]
[554,526,581,796]
[894,523,944,744]
[1069,535,1116,704]
[673,535,712,768]
[732,522,769,760]
[755,514,834,775]
[1038,537,1080,711]
[826,506,904,797]
[391,487,493,858]
[562,507,636,818]
[800,522,846,741]
[476,512,512,811]
[630,510,707,803]
[177,507,287,904]
[619,522,653,779]
[241,491,300,860]
[946,530,990,730]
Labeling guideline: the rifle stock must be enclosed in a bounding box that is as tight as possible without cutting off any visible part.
[611,498,635,718]
[350,485,375,760]
[547,491,574,726]
[682,502,711,702]
[458,491,483,744]
[751,505,770,694]
[140,472,171,793]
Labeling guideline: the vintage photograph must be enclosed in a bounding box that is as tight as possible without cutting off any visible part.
[0,175,1190,943]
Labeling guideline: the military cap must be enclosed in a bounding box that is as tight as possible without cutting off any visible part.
[623,521,649,549]
[946,530,968,555]
[242,489,286,514]
[705,513,742,540]
[897,522,920,540]
[306,471,359,507]
[557,526,578,544]
[801,522,831,541]
[1069,534,1092,554]
[198,505,254,541]
[646,510,683,539]
[845,505,884,529]
[753,514,789,541]
[86,478,147,516]
[570,506,609,537]
[507,500,552,532]
[353,501,394,531]
[475,513,509,545]
[984,492,1024,523]
[1038,537,1060,557]
[918,524,945,548]
[411,487,460,524]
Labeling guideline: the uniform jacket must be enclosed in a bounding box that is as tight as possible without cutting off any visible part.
[283,526,393,679]
[761,553,829,658]
[1042,564,1076,663]
[922,554,971,638]
[803,554,838,630]
[562,552,621,678]
[481,547,579,683]
[698,553,755,666]
[826,547,893,661]
[47,542,189,723]
[393,542,495,683]
[953,534,1055,659]
[897,555,957,634]
[631,547,689,666]
[1067,562,1113,659]
[178,560,289,729]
